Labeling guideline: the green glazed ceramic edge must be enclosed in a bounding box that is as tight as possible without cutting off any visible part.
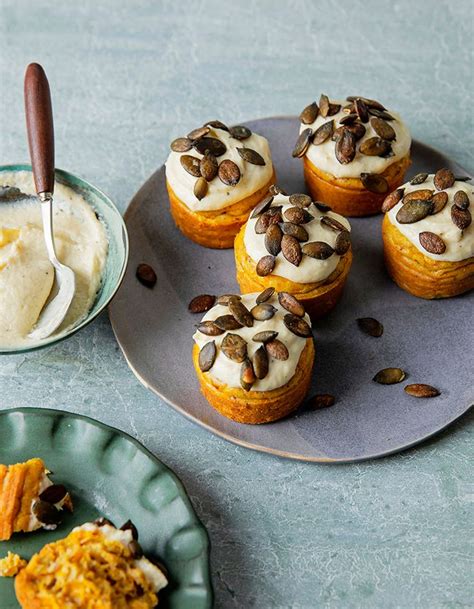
[0,407,213,609]
[0,164,129,354]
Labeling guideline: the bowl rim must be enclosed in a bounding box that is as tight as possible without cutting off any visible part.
[0,164,129,354]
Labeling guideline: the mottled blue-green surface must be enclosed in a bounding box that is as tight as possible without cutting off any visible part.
[0,1,472,607]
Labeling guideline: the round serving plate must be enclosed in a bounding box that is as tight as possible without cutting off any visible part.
[109,116,473,463]
[0,408,212,609]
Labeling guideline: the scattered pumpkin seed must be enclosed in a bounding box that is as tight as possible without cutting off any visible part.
[265,223,283,256]
[300,101,319,124]
[120,520,139,540]
[335,230,351,255]
[359,136,391,157]
[240,358,256,390]
[434,168,455,191]
[453,190,470,210]
[216,294,240,306]
[253,330,279,343]
[278,292,305,317]
[381,188,404,213]
[319,94,330,117]
[237,147,266,165]
[315,201,332,212]
[204,119,229,131]
[228,296,253,327]
[250,195,274,219]
[200,152,218,181]
[454,175,472,182]
[303,394,335,410]
[404,384,440,398]
[283,314,312,337]
[253,346,269,380]
[214,315,243,331]
[281,234,302,266]
[410,172,428,185]
[312,120,334,145]
[419,231,446,255]
[335,128,356,164]
[256,255,276,276]
[170,137,193,152]
[187,126,210,140]
[357,317,383,337]
[368,108,395,121]
[430,191,448,215]
[370,117,396,141]
[193,137,226,156]
[188,294,215,313]
[321,216,346,232]
[218,159,241,186]
[130,540,143,559]
[451,204,471,230]
[396,199,433,223]
[355,98,369,123]
[403,189,434,203]
[32,500,61,526]
[136,263,157,289]
[222,333,247,362]
[373,367,406,385]
[292,128,313,157]
[256,287,275,304]
[197,321,224,336]
[230,125,252,140]
[269,184,288,195]
[39,484,67,504]
[289,193,312,208]
[251,303,277,321]
[284,206,306,224]
[280,222,309,242]
[302,241,334,259]
[255,209,283,234]
[339,113,358,125]
[266,339,289,360]
[194,177,208,200]
[360,173,389,194]
[198,341,217,372]
[180,154,201,177]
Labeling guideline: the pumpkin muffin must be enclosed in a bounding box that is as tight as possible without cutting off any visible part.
[293,95,411,216]
[382,169,473,299]
[166,120,275,248]
[14,519,167,609]
[234,187,352,319]
[0,458,72,541]
[193,290,315,424]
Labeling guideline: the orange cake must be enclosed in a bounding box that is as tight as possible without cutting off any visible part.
[293,95,411,216]
[0,458,72,541]
[166,121,275,248]
[234,188,352,319]
[14,519,168,609]
[382,169,473,299]
[193,290,315,424]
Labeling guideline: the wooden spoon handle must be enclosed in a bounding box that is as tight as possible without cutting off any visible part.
[24,63,55,196]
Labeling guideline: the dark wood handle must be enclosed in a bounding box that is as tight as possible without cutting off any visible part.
[24,63,55,196]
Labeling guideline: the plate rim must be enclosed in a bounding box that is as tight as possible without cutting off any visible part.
[0,406,214,606]
[110,115,473,464]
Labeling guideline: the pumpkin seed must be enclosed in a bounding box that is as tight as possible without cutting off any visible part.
[359,136,391,157]
[229,296,253,327]
[419,231,446,254]
[373,367,406,385]
[335,128,356,164]
[39,484,67,504]
[281,234,302,266]
[348,96,386,111]
[357,317,383,337]
[368,108,395,121]
[94,517,116,527]
[188,294,215,313]
[319,94,330,117]
[216,294,240,306]
[180,154,201,177]
[237,147,266,165]
[214,315,243,331]
[283,313,312,338]
[136,263,157,289]
[434,168,455,190]
[120,519,139,541]
[256,255,276,276]
[335,230,351,255]
[266,339,289,360]
[284,206,306,224]
[327,102,341,116]
[402,189,434,203]
[253,346,269,380]
[280,222,309,242]
[200,152,218,181]
[312,120,334,145]
[347,122,366,141]
[256,287,275,304]
[381,188,404,213]
[194,177,208,200]
[230,125,252,140]
[360,173,389,194]
[370,117,396,141]
[292,128,313,157]
[454,175,472,182]
[451,204,471,230]
[355,98,369,123]
[196,321,224,336]
[278,291,305,317]
[301,209,314,223]
[303,394,335,410]
[193,137,226,156]
[339,113,358,125]
[32,500,61,525]
[218,159,241,186]
[198,341,217,372]
[265,223,283,256]
[430,191,448,215]
[453,190,470,210]
[315,201,332,212]
[300,101,319,124]
[130,540,144,559]
[404,384,440,398]
[255,209,283,233]
[240,358,256,390]
[204,120,229,131]
[289,193,312,208]
[269,184,288,195]
[321,215,346,232]
[222,333,247,362]
[253,330,278,343]
[396,200,433,223]
[187,126,210,140]
[250,195,274,219]
[410,173,428,185]
[170,137,193,152]
[251,303,277,321]
[302,241,334,259]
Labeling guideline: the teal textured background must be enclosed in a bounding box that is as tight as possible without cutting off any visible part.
[0,1,472,607]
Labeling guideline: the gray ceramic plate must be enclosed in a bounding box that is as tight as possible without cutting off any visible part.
[0,408,212,609]
[109,116,473,463]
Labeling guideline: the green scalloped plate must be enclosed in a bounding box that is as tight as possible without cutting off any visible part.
[0,408,213,609]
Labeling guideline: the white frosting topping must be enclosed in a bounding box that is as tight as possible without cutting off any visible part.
[165,127,273,211]
[243,194,351,283]
[193,292,311,391]
[74,523,168,592]
[387,175,474,261]
[300,99,411,178]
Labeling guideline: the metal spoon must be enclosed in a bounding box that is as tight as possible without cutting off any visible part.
[24,63,75,340]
